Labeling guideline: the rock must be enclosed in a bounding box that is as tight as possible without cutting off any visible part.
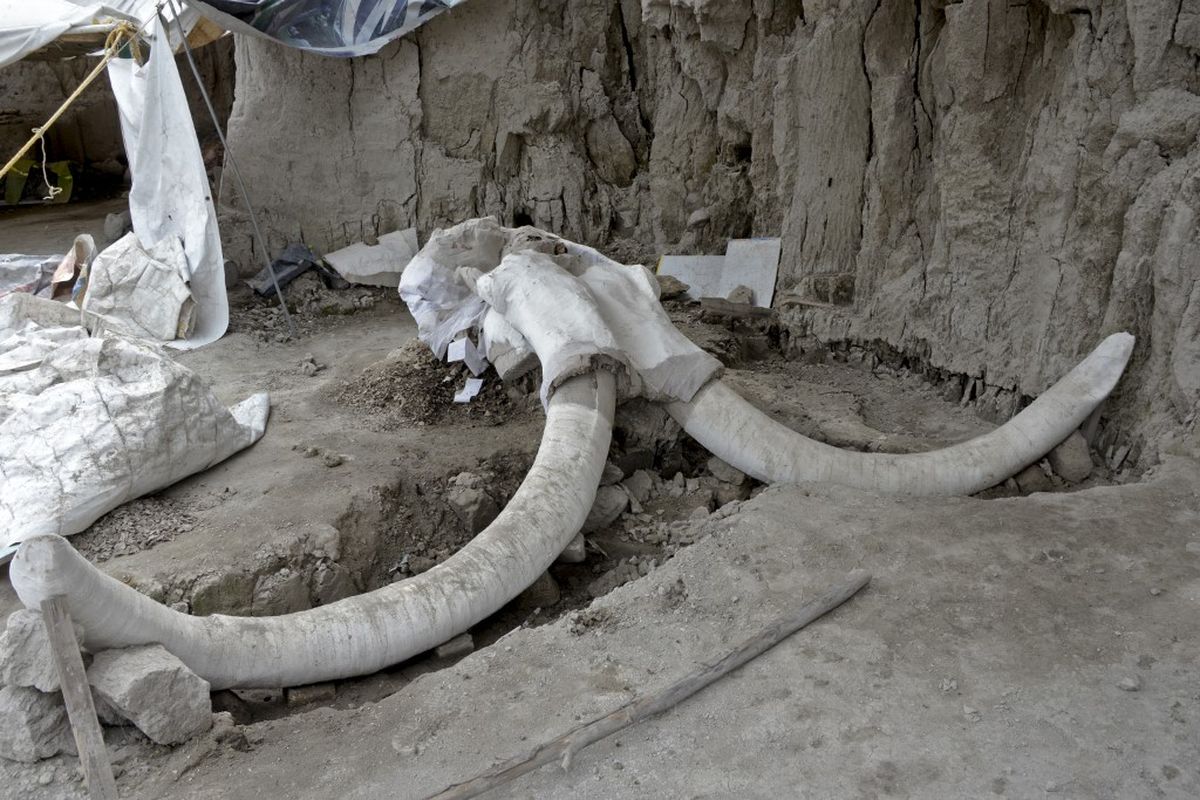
[517,572,561,609]
[322,453,345,468]
[1047,432,1094,483]
[587,561,641,598]
[93,694,130,727]
[0,609,71,692]
[0,686,74,762]
[285,683,336,706]
[621,469,655,505]
[600,462,624,486]
[103,210,132,244]
[655,274,689,300]
[714,481,752,507]
[726,284,754,304]
[446,472,500,534]
[556,532,587,564]
[1013,463,1055,494]
[583,485,629,532]
[686,208,711,228]
[434,633,474,660]
[88,645,213,745]
[707,456,748,486]
[613,399,682,454]
[1117,676,1142,692]
[210,711,250,751]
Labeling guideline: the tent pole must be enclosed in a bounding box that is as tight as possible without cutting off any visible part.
[161,2,296,338]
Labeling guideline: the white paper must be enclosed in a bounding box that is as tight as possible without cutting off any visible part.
[447,336,488,376]
[453,376,484,403]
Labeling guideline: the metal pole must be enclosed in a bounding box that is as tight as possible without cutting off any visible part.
[160,1,296,337]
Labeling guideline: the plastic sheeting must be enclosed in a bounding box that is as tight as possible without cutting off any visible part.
[192,0,465,56]
[107,21,228,348]
[0,0,106,69]
[0,1,194,68]
[0,294,269,563]
[399,219,723,408]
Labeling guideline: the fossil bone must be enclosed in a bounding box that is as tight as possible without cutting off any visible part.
[8,219,1136,690]
[667,333,1135,495]
[11,371,614,689]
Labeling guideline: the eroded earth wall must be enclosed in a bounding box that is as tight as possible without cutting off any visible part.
[220,0,1200,457]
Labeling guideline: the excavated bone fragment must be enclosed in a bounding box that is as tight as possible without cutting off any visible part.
[667,334,1135,496]
[12,372,615,689]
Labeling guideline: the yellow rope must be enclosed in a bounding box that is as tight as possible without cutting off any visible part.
[0,21,141,184]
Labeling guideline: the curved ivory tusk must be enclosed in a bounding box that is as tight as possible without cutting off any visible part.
[667,333,1135,496]
[11,371,616,689]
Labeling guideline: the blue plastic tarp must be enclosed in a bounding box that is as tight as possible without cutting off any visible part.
[192,0,466,56]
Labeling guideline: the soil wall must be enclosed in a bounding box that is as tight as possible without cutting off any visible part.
[219,0,1200,457]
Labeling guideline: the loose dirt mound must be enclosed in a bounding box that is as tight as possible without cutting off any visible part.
[334,338,535,428]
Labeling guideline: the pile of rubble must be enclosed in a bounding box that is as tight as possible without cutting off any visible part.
[0,610,226,766]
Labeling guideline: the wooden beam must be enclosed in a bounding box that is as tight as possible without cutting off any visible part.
[427,570,872,799]
[41,597,117,800]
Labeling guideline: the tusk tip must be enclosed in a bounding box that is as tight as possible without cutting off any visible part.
[1098,331,1136,365]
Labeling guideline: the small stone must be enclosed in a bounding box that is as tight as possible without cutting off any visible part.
[583,485,629,532]
[655,274,689,300]
[1047,432,1094,483]
[87,645,212,745]
[621,470,655,505]
[600,463,625,486]
[707,456,748,486]
[962,705,982,722]
[0,686,75,762]
[1117,676,1142,692]
[285,683,337,706]
[37,770,53,785]
[726,284,754,304]
[210,711,250,751]
[303,447,319,458]
[434,633,475,660]
[714,481,752,507]
[322,453,345,468]
[686,207,711,228]
[446,472,500,534]
[1150,587,1162,596]
[0,609,71,692]
[518,572,561,609]
[939,677,958,694]
[556,533,587,564]
[1013,463,1054,494]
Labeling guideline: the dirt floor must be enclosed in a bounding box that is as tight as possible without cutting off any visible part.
[1,245,1197,798]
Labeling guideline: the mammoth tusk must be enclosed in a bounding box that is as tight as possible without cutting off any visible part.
[667,333,1134,496]
[11,371,616,689]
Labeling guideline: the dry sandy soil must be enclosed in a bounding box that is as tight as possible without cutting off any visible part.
[1,272,1197,799]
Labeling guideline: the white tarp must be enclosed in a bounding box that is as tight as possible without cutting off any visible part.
[82,232,196,340]
[0,0,107,69]
[106,21,228,348]
[325,228,418,288]
[0,294,268,564]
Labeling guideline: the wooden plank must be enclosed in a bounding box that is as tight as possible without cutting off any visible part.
[41,597,118,800]
[426,570,872,800]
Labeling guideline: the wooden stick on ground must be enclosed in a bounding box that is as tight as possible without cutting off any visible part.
[427,569,872,800]
[41,597,118,800]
